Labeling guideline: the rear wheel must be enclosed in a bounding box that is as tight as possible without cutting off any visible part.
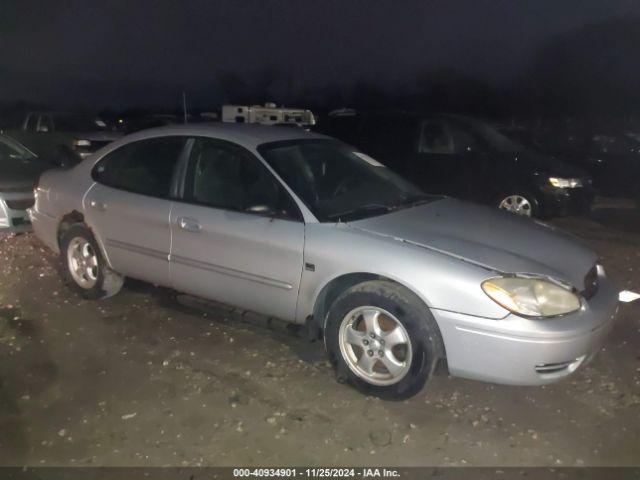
[325,280,443,399]
[60,224,123,299]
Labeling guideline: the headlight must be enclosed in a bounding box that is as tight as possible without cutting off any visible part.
[549,177,582,188]
[72,139,91,147]
[482,276,581,317]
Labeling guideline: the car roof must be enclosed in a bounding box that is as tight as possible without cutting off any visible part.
[122,122,331,149]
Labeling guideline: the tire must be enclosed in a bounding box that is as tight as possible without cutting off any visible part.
[59,224,124,299]
[496,191,539,217]
[324,280,443,400]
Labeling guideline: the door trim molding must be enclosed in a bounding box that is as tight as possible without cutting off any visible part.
[171,253,293,291]
[106,238,169,261]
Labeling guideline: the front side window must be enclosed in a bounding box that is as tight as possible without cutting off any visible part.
[0,136,37,162]
[448,123,480,153]
[182,138,301,221]
[38,115,53,133]
[92,137,186,198]
[259,139,432,222]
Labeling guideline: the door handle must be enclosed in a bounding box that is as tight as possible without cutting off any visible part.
[89,199,107,211]
[178,217,201,233]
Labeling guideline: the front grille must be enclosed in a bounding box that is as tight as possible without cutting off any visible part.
[11,217,29,227]
[535,361,574,374]
[89,140,111,150]
[535,355,585,376]
[582,265,599,299]
[5,198,34,211]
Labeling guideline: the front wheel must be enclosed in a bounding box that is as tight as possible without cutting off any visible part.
[325,281,443,400]
[60,224,124,299]
[497,193,538,217]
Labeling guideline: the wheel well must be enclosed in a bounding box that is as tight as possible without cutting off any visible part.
[312,273,447,367]
[312,273,381,331]
[57,211,85,248]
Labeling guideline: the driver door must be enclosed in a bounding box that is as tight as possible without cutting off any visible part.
[169,137,305,321]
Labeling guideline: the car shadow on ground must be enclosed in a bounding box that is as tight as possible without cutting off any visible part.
[119,278,327,366]
[0,307,58,463]
[589,208,640,235]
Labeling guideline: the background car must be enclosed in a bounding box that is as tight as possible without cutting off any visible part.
[319,113,594,218]
[515,128,640,203]
[4,111,122,161]
[0,134,60,233]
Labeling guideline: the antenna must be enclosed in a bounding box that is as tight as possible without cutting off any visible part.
[182,91,188,124]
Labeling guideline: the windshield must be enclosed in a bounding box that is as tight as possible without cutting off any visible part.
[593,133,640,154]
[259,139,434,222]
[0,135,37,162]
[54,114,107,132]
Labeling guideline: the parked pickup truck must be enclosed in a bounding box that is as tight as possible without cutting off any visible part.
[5,111,122,163]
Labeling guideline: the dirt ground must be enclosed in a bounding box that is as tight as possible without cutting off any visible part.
[0,205,639,467]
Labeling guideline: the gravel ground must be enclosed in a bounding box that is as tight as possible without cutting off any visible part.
[0,208,639,467]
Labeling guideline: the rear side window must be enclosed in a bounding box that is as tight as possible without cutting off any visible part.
[418,121,454,154]
[24,114,38,131]
[92,137,186,198]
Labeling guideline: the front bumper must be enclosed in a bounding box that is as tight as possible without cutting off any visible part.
[432,270,618,385]
[0,192,34,233]
[537,185,594,217]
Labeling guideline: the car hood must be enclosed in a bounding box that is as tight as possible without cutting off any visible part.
[349,198,597,290]
[0,159,50,191]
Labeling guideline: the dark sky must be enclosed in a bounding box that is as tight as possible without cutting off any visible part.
[1,0,638,109]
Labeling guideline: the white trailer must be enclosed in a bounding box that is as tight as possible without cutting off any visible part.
[222,103,316,126]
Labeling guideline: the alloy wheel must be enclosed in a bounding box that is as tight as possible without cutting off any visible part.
[498,194,533,216]
[67,237,99,289]
[338,306,412,386]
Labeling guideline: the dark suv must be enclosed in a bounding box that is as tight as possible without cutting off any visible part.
[320,113,593,218]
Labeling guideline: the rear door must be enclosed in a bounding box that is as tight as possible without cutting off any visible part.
[169,137,305,321]
[85,136,187,286]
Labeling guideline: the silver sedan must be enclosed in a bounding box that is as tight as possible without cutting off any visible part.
[29,124,619,399]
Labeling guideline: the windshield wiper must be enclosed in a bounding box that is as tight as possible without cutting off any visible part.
[398,194,439,208]
[326,203,395,222]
